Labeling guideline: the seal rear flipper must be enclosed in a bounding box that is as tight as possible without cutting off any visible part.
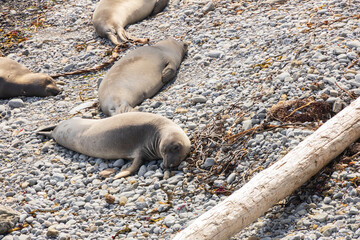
[105,31,120,45]
[36,125,57,138]
[114,156,143,179]
[116,27,131,42]
[152,0,169,15]
[116,27,149,44]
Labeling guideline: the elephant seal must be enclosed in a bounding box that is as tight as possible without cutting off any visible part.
[98,38,187,116]
[0,57,60,99]
[37,112,191,179]
[93,0,169,44]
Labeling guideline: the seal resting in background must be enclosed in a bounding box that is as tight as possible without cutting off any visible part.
[93,0,169,44]
[37,112,191,179]
[0,57,60,99]
[98,38,187,116]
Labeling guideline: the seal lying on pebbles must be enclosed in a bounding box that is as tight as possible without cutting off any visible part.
[0,57,60,99]
[98,38,187,116]
[37,112,191,178]
[93,0,169,44]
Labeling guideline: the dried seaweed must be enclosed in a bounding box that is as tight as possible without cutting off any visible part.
[0,1,54,54]
[50,43,132,78]
[112,225,131,239]
[180,98,328,198]
[268,99,332,123]
[183,104,252,196]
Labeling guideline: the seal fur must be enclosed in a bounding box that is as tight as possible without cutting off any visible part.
[98,38,187,116]
[37,112,191,178]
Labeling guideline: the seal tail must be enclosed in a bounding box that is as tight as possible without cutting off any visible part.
[36,125,57,138]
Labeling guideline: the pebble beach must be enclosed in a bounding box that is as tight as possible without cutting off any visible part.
[1,0,360,239]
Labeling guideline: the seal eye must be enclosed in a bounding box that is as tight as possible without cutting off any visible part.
[170,145,180,152]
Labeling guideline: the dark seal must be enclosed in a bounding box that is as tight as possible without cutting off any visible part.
[0,57,60,99]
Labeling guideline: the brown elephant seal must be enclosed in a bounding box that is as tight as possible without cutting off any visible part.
[37,112,191,179]
[98,38,187,116]
[0,57,60,99]
[93,0,169,44]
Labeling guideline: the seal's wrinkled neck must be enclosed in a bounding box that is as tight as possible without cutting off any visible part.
[142,125,162,160]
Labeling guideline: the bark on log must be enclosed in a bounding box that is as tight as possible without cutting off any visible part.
[173,97,360,240]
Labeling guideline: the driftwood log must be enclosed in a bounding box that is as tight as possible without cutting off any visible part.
[173,97,360,240]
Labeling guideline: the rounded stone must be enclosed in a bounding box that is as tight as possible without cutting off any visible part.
[119,196,128,206]
[8,99,24,108]
[46,227,59,237]
[163,215,176,227]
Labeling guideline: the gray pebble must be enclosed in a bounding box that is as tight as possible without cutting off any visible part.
[8,99,24,108]
[313,213,328,222]
[163,215,176,227]
[242,120,252,130]
[226,173,236,184]
[347,40,360,49]
[202,2,215,12]
[207,50,223,58]
[277,72,290,81]
[192,96,207,103]
[203,158,216,168]
[113,159,125,167]
[138,165,147,177]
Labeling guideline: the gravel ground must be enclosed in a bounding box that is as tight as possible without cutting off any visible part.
[1,0,360,239]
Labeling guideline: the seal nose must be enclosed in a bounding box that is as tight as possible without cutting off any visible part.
[48,86,61,96]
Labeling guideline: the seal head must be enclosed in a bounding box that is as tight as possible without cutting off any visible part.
[20,73,60,97]
[159,128,191,168]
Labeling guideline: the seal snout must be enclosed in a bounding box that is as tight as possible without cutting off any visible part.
[45,80,61,96]
[47,86,61,96]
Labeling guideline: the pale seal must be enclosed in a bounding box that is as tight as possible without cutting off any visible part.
[0,57,60,99]
[92,0,169,44]
[37,112,191,178]
[98,38,187,116]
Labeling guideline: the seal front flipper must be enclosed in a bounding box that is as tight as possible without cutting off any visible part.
[152,0,170,15]
[114,156,144,179]
[110,102,135,115]
[161,63,176,83]
[36,125,57,138]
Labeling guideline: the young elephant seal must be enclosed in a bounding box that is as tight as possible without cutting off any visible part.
[37,112,191,179]
[98,38,187,116]
[0,57,60,99]
[93,0,169,44]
